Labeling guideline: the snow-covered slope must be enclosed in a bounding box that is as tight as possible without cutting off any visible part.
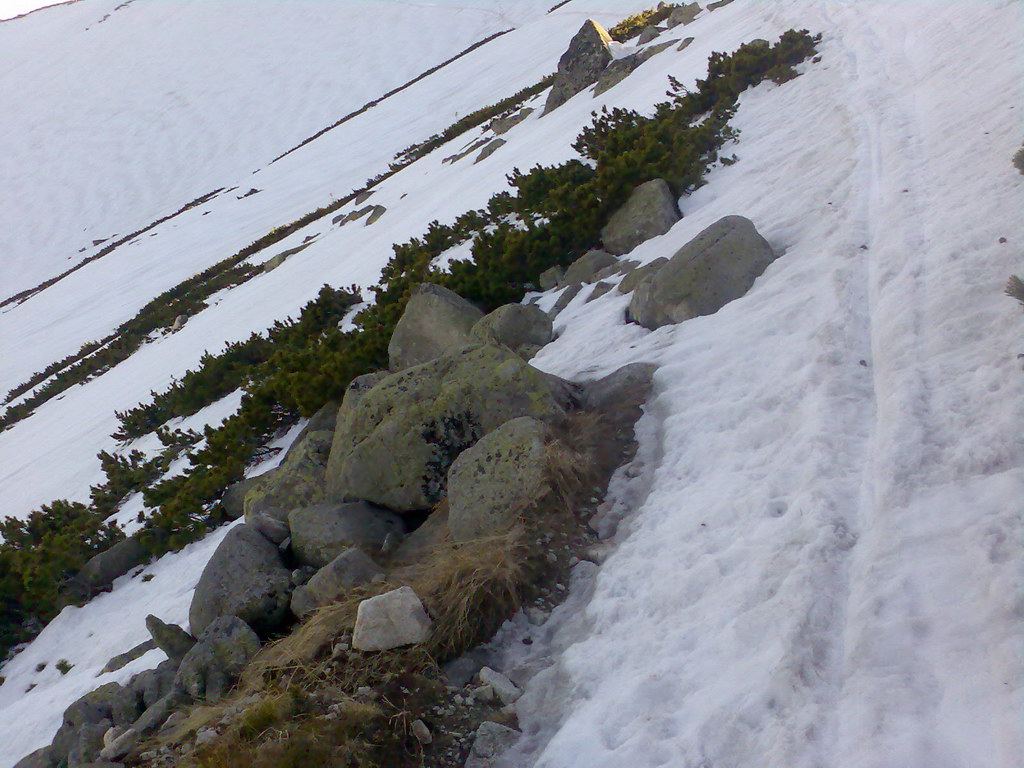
[2,0,1022,766]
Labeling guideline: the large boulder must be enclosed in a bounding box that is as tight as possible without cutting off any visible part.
[447,417,550,542]
[562,249,617,286]
[290,547,384,619]
[145,615,195,662]
[387,283,483,370]
[471,304,553,359]
[325,343,573,511]
[243,426,334,525]
[351,586,432,651]
[617,256,669,294]
[174,616,260,704]
[543,19,614,114]
[601,179,680,255]
[188,524,293,637]
[288,502,404,569]
[627,215,775,329]
[220,475,261,520]
[50,683,126,762]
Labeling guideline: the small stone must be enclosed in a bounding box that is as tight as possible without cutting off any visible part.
[465,722,521,767]
[478,667,522,706]
[352,587,432,651]
[411,719,433,745]
[195,728,219,746]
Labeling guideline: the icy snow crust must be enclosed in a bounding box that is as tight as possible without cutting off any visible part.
[2,0,1023,766]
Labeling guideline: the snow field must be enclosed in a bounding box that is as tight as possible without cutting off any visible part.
[0,0,1021,766]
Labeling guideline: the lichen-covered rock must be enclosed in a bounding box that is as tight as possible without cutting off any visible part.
[387,283,483,370]
[326,343,572,511]
[13,747,56,768]
[145,615,195,662]
[447,417,550,542]
[543,19,614,114]
[49,683,126,762]
[174,616,260,704]
[471,304,553,359]
[617,256,669,294]
[100,639,157,674]
[352,586,432,651]
[563,249,617,285]
[290,547,384,619]
[627,215,775,329]
[243,427,333,524]
[188,524,293,637]
[600,179,680,255]
[288,502,403,569]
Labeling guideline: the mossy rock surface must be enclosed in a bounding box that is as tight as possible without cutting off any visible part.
[326,343,572,511]
[243,428,333,524]
[387,283,483,370]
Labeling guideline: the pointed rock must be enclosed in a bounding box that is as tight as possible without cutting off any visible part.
[543,20,614,114]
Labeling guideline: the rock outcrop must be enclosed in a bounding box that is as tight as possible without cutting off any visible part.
[188,524,293,637]
[352,586,432,651]
[145,615,196,662]
[543,19,614,114]
[627,215,774,329]
[288,502,404,569]
[471,303,553,359]
[387,283,483,370]
[600,179,680,255]
[447,417,550,542]
[174,616,260,704]
[326,343,573,511]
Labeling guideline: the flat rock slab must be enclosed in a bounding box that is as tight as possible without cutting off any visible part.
[352,586,432,651]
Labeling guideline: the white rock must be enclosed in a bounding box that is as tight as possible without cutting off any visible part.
[478,667,522,706]
[411,719,433,745]
[352,586,432,651]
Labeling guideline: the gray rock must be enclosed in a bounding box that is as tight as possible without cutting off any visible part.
[627,215,775,329]
[68,719,111,768]
[677,35,695,51]
[220,475,261,520]
[586,281,614,303]
[471,304,553,359]
[478,667,522,705]
[387,283,484,371]
[489,107,534,135]
[286,400,341,458]
[128,658,179,710]
[548,283,583,317]
[474,138,507,164]
[667,2,701,26]
[365,205,387,225]
[594,40,678,97]
[132,689,185,735]
[538,265,564,290]
[708,0,734,9]
[100,639,157,674]
[582,362,658,413]
[248,512,291,544]
[447,417,550,542]
[243,427,333,524]
[65,535,149,600]
[354,189,374,205]
[352,586,432,651]
[290,547,384,619]
[637,25,663,44]
[617,256,669,294]
[543,19,614,114]
[563,249,617,285]
[145,615,195,662]
[188,524,293,637]
[175,616,261,704]
[13,747,56,768]
[288,503,403,569]
[326,343,572,511]
[411,719,433,745]
[464,722,521,767]
[600,179,680,255]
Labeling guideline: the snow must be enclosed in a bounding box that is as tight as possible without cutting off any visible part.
[2,0,1023,766]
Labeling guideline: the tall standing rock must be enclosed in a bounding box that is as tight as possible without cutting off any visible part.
[600,178,680,255]
[627,215,775,329]
[387,283,483,370]
[543,19,614,115]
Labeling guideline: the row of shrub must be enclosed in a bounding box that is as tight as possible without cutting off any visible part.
[608,3,679,41]
[0,30,821,663]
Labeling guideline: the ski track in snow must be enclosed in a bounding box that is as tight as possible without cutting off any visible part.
[1,1,1022,766]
